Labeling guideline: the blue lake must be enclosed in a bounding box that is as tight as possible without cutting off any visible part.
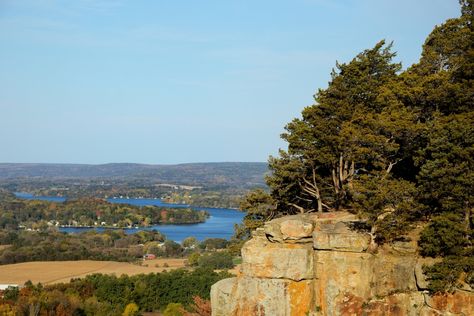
[14,193,245,242]
[15,192,67,203]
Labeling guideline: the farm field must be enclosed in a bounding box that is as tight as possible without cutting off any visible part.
[0,259,186,285]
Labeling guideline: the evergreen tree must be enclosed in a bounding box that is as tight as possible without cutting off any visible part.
[267,40,422,232]
[235,1,473,292]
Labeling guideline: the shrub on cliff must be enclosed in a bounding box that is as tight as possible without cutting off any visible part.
[419,213,469,257]
[423,256,474,293]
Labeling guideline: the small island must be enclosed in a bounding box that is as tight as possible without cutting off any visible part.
[0,191,209,230]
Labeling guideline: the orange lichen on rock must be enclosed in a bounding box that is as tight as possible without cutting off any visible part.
[337,292,365,315]
[426,290,474,315]
[287,280,313,316]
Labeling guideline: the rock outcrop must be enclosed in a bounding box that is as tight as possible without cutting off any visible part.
[211,212,474,315]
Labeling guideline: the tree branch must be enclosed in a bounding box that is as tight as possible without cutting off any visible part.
[288,203,307,214]
[383,159,401,179]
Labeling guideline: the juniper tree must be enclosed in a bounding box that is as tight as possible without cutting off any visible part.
[236,3,473,291]
[267,41,421,221]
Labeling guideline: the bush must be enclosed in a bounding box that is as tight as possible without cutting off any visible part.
[163,303,183,316]
[197,252,234,269]
[200,238,228,250]
[423,255,474,293]
[122,303,139,316]
[182,236,198,248]
[419,213,468,257]
[187,253,201,267]
[232,257,242,265]
[163,240,183,257]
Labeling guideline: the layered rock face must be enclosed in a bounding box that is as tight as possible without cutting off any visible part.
[211,212,473,316]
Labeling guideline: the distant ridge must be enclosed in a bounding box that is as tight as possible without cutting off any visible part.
[0,162,268,188]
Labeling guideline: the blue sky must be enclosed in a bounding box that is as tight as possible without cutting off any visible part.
[0,0,461,164]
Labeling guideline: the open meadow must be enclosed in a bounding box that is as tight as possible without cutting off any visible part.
[0,259,186,285]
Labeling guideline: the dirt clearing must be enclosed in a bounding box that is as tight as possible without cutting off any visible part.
[0,259,186,285]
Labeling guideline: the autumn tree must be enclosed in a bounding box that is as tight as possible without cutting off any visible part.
[181,296,211,316]
[122,302,139,316]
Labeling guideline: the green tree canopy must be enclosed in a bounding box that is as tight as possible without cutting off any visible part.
[236,1,473,292]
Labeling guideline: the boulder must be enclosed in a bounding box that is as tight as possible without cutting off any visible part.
[391,240,418,255]
[280,218,314,240]
[264,214,315,243]
[313,219,371,252]
[241,236,314,281]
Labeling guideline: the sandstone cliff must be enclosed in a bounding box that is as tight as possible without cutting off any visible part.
[211,212,473,315]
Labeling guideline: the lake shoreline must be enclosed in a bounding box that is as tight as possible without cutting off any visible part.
[14,192,241,211]
[14,193,245,242]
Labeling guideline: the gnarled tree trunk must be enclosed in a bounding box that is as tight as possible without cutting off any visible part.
[331,154,355,208]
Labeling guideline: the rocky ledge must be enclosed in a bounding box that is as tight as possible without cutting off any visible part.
[211,212,473,316]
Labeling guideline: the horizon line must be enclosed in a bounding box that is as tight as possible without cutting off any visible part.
[0,161,268,166]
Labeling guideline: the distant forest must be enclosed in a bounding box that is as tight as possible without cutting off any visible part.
[0,162,268,189]
[0,162,268,208]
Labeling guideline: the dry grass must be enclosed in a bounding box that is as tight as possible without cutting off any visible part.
[0,259,186,285]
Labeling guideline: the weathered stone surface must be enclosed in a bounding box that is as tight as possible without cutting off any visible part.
[211,213,474,316]
[241,236,313,281]
[314,250,374,314]
[211,278,237,316]
[264,214,315,243]
[371,250,418,297]
[251,227,266,238]
[313,217,371,252]
[363,292,425,316]
[314,211,359,221]
[424,290,474,315]
[280,218,314,240]
[390,240,418,255]
[211,276,313,316]
[419,306,447,316]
